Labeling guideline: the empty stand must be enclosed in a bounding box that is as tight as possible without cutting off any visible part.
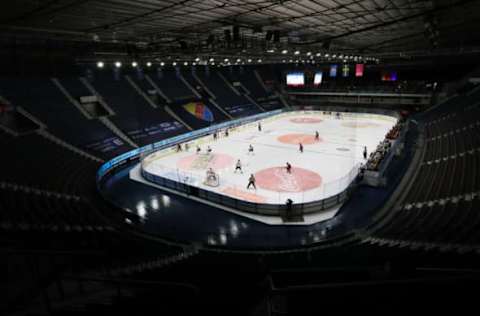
[0,77,132,159]
[147,69,196,102]
[193,68,261,117]
[87,72,187,145]
[0,130,99,195]
[369,86,480,250]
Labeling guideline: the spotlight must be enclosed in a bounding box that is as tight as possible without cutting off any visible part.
[294,50,300,55]
[247,59,252,63]
[282,49,288,54]
[257,59,262,63]
[316,52,321,57]
[172,62,177,66]
[97,61,104,68]
[184,62,188,66]
[236,58,241,62]
[132,61,138,67]
[306,51,311,56]
[224,58,229,62]
[195,57,200,62]
[160,62,165,66]
[115,61,122,68]
[146,62,152,67]
[209,58,214,62]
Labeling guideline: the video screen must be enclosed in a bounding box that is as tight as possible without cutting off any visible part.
[314,72,323,85]
[286,72,305,86]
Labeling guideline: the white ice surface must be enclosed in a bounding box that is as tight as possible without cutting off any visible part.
[129,111,397,225]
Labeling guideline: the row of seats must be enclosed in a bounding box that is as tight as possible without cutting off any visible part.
[89,73,187,146]
[404,152,479,204]
[0,77,133,159]
[220,67,270,100]
[375,196,480,246]
[0,187,113,232]
[149,69,196,101]
[424,126,480,161]
[193,69,261,117]
[0,130,99,195]
[371,85,480,248]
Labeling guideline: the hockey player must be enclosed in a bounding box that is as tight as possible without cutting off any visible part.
[286,162,292,173]
[196,145,201,154]
[363,146,368,160]
[247,174,256,190]
[258,122,262,132]
[299,143,304,153]
[315,131,320,141]
[234,159,243,174]
[207,145,212,154]
[248,144,254,155]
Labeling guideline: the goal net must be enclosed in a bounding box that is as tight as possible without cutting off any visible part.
[203,170,220,187]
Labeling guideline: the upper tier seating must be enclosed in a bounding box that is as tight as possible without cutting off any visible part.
[127,72,229,129]
[220,67,269,100]
[193,69,261,117]
[0,77,132,159]
[88,73,187,145]
[148,69,196,101]
[221,67,283,111]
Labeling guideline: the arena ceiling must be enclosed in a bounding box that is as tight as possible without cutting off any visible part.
[1,0,480,63]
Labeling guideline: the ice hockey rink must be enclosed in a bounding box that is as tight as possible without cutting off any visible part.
[132,111,397,216]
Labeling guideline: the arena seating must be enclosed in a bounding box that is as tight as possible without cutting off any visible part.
[147,69,196,101]
[369,86,480,249]
[0,130,99,195]
[0,185,114,232]
[220,67,284,111]
[0,77,132,159]
[2,71,480,315]
[220,67,270,100]
[174,100,229,129]
[193,68,262,117]
[88,73,187,145]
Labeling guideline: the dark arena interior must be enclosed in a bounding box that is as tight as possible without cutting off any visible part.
[2,0,480,315]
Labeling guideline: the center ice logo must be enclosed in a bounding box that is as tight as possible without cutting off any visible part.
[273,168,301,192]
[255,167,322,193]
